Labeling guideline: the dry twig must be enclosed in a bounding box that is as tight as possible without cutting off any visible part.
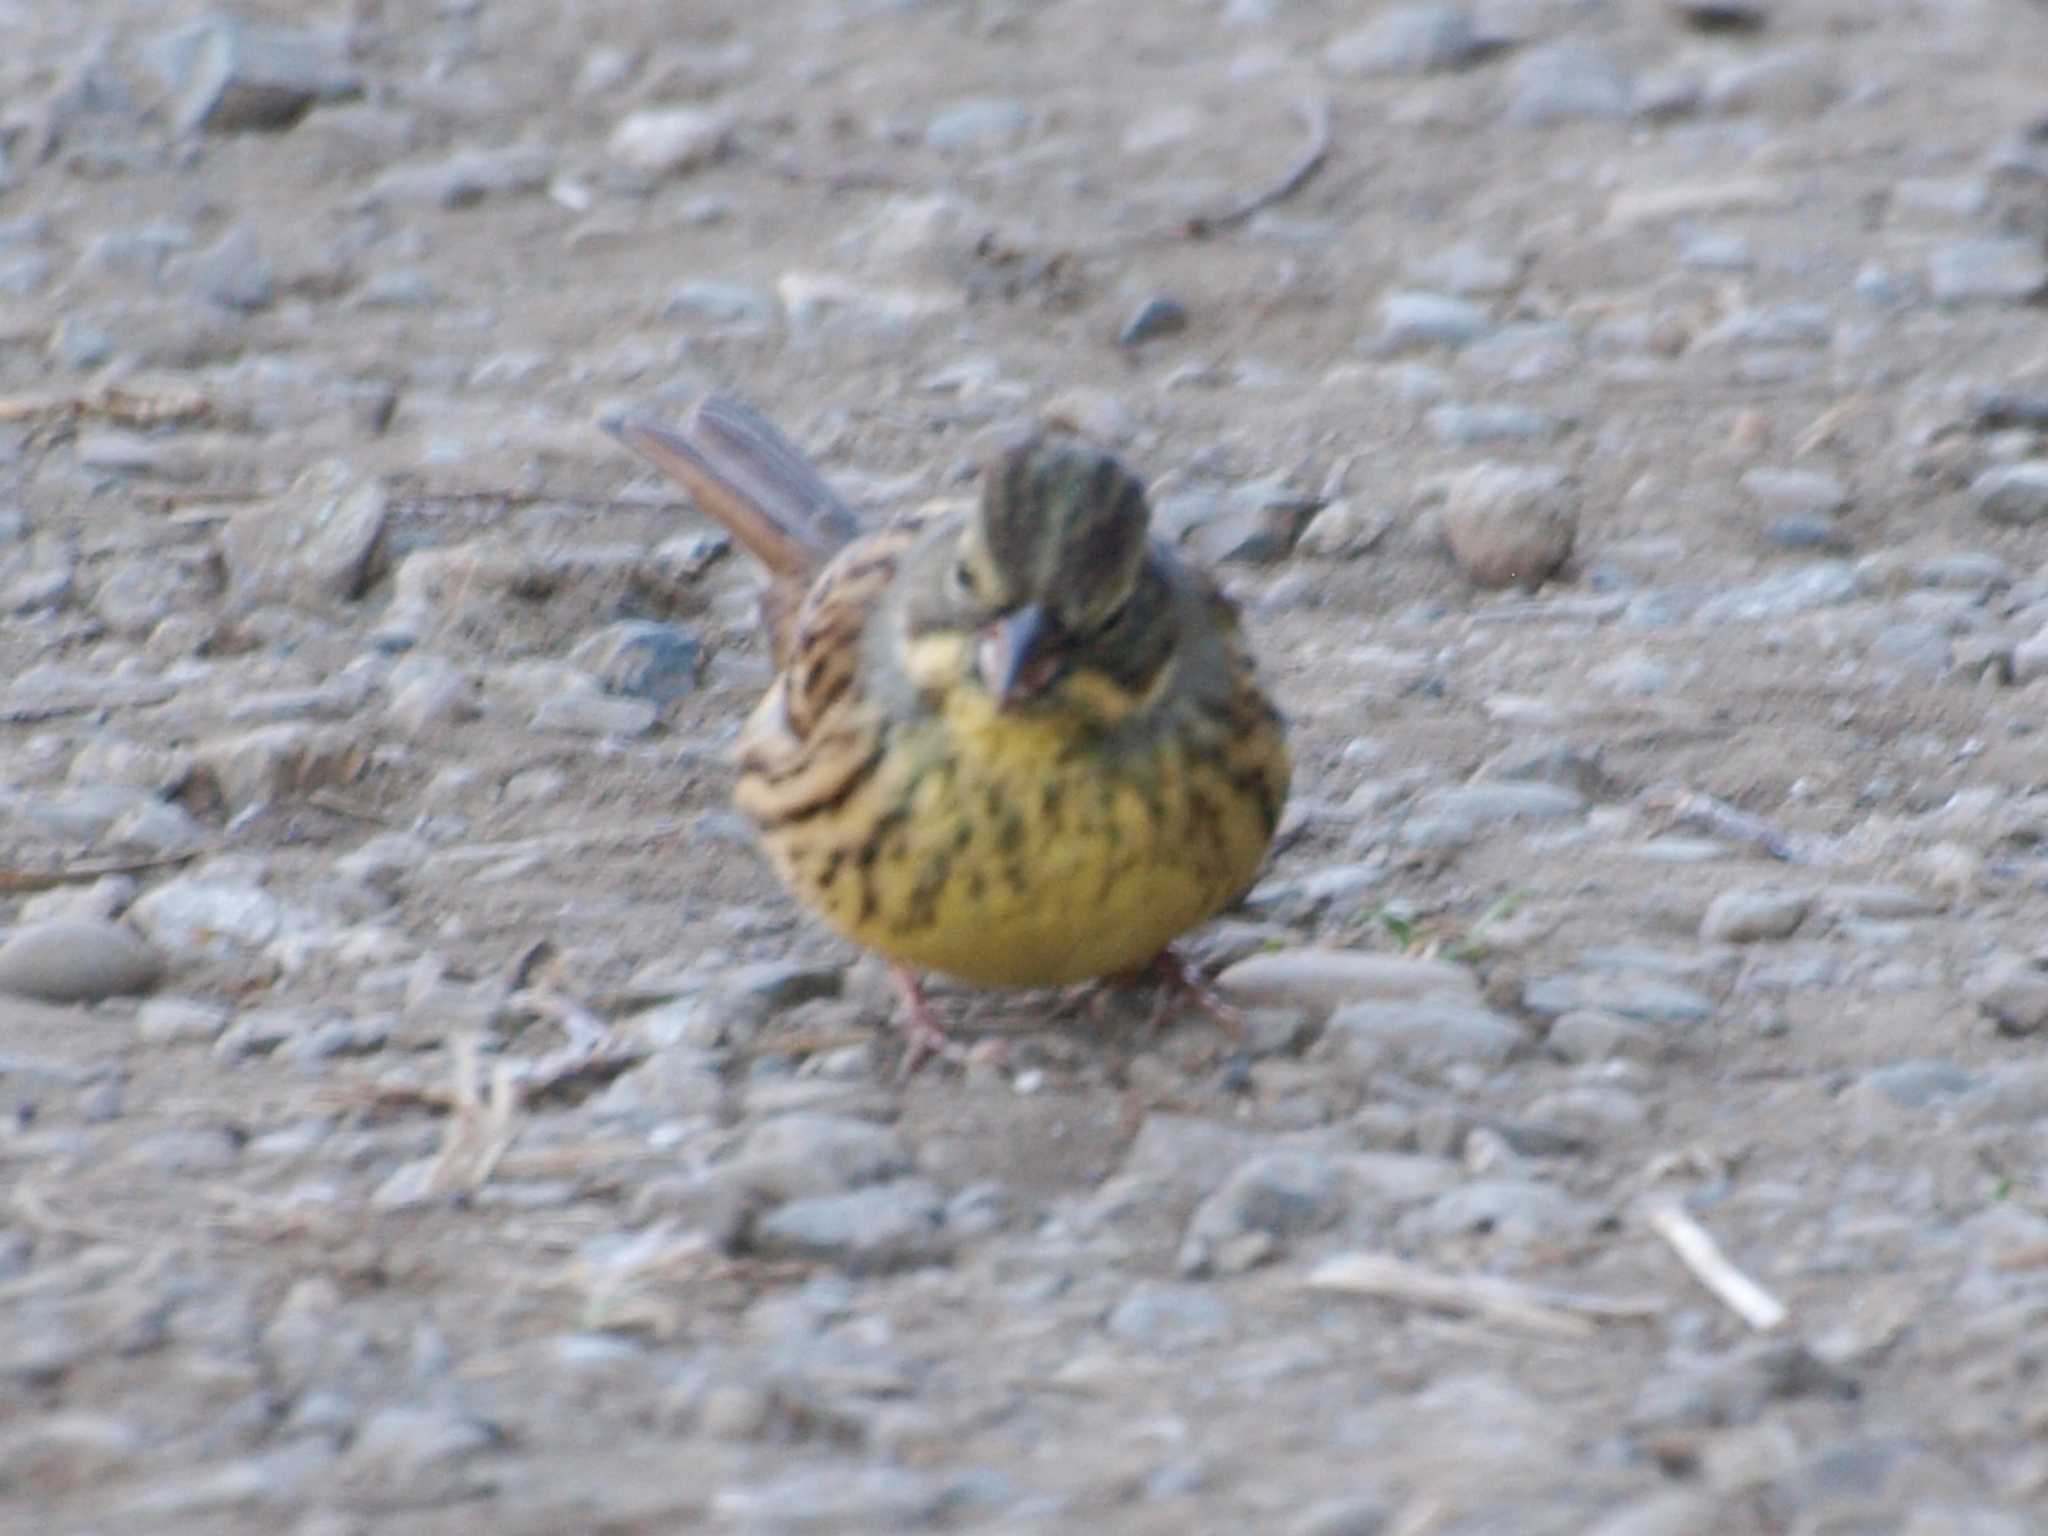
[0,847,217,893]
[0,684,181,725]
[1642,783,1829,864]
[0,382,213,428]
[1644,1197,1788,1332]
[421,1034,522,1196]
[1184,96,1333,237]
[1306,1251,1661,1339]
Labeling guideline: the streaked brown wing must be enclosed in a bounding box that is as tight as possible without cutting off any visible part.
[751,520,924,758]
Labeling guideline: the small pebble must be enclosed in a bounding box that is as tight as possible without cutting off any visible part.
[1440,462,1577,589]
[0,921,162,1003]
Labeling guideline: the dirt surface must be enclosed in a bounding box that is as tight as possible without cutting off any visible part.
[5,0,2048,1531]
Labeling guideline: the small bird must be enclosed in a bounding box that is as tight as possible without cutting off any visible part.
[603,395,1290,1072]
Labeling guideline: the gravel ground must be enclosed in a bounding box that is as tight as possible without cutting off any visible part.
[5,1,2048,1531]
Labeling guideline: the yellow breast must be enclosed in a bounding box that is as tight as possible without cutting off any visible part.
[739,678,1284,988]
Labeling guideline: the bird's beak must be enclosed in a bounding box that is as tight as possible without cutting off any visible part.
[978,604,1060,709]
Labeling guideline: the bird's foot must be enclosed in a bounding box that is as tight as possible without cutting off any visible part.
[890,963,969,1080]
[1138,948,1245,1043]
[1070,949,1245,1043]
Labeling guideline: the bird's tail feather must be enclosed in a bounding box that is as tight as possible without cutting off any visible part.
[602,394,862,584]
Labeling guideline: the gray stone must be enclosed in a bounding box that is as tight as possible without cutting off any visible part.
[129,1126,241,1173]
[214,1007,318,1059]
[1340,1153,1462,1206]
[112,1443,332,1517]
[1740,467,1847,518]
[1179,1151,1344,1276]
[1296,499,1392,559]
[1928,239,2048,305]
[750,1181,950,1272]
[220,462,388,606]
[386,665,481,736]
[85,226,193,284]
[777,271,953,338]
[1164,481,1320,567]
[1872,620,1952,675]
[0,1413,144,1490]
[1701,887,1811,943]
[77,432,191,487]
[1694,562,1859,621]
[593,1048,725,1119]
[1678,229,1755,271]
[1507,44,1632,126]
[713,1466,959,1531]
[1518,1085,1647,1141]
[1914,552,2011,591]
[1216,951,1479,1017]
[664,280,775,328]
[1971,463,2048,527]
[129,877,288,960]
[1286,1497,1396,1536]
[137,997,230,1045]
[1523,971,1715,1025]
[1419,1179,1600,1243]
[168,16,361,135]
[569,621,704,704]
[2015,626,2048,684]
[1106,1282,1232,1347]
[346,1406,501,1478]
[530,692,659,738]
[193,725,359,810]
[1324,6,1490,76]
[1969,1061,2048,1124]
[1547,1009,1663,1062]
[367,148,555,209]
[1440,462,1576,588]
[1378,290,1490,349]
[1763,515,1849,553]
[734,1115,913,1200]
[1891,176,1990,223]
[0,922,161,1003]
[925,98,1030,153]
[184,224,272,311]
[1632,1341,1857,1428]
[1404,782,1584,840]
[1702,48,1838,116]
[1854,263,1908,305]
[1321,1000,1526,1071]
[1970,954,2048,1035]
[90,560,208,631]
[2,534,75,614]
[607,107,731,175]
[1407,242,1520,296]
[1858,1060,1978,1109]
[1586,1490,1723,1536]
[1042,386,1139,444]
[1587,652,1672,695]
[1119,294,1188,346]
[356,269,439,308]
[0,253,51,297]
[1427,404,1560,445]
[288,1016,389,1062]
[720,960,844,1012]
[1696,303,1831,349]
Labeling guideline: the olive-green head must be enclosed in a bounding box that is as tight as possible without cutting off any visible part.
[915,433,1154,708]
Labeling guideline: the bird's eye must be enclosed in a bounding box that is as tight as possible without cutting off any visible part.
[951,558,977,596]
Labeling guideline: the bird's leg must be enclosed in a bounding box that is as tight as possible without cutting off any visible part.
[1140,947,1245,1043]
[890,962,967,1079]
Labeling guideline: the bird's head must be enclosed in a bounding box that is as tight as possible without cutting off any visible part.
[901,434,1158,714]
